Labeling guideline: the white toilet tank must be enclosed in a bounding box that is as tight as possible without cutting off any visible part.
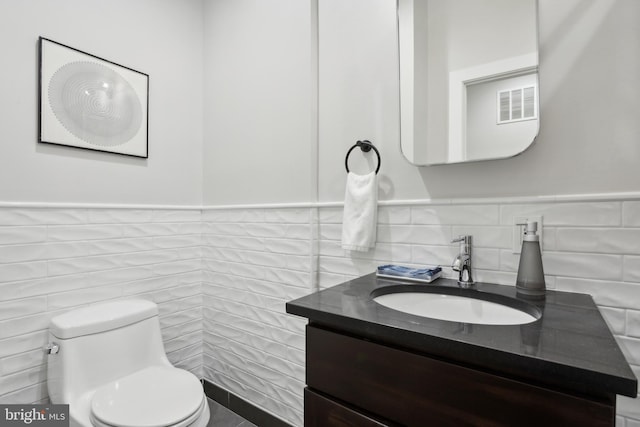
[47,299,171,405]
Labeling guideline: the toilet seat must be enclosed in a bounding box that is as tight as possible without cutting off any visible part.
[91,399,206,427]
[90,366,205,427]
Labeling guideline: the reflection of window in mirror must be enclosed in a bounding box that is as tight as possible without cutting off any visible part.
[465,73,538,161]
[497,85,537,124]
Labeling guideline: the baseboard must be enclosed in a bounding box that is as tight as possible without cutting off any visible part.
[201,379,294,427]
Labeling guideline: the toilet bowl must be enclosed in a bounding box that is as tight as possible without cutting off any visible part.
[46,299,210,427]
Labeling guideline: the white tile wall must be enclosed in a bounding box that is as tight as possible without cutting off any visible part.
[201,208,311,427]
[201,199,640,426]
[0,207,203,404]
[203,200,640,425]
[1,199,639,426]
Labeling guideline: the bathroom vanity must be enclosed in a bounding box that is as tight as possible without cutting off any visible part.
[286,274,637,427]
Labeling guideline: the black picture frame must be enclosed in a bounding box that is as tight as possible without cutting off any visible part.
[38,37,149,158]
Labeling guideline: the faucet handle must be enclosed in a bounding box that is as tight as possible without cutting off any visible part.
[451,235,471,244]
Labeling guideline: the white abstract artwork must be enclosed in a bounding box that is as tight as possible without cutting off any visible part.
[39,37,149,158]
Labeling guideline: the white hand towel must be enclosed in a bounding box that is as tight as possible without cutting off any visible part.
[341,171,378,252]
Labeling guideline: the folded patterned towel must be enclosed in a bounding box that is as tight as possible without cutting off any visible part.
[376,265,442,283]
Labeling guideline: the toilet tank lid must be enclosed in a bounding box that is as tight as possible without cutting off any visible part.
[50,299,158,339]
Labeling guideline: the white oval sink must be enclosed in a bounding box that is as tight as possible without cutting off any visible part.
[373,292,538,325]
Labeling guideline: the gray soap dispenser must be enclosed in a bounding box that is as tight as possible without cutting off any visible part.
[516,221,546,299]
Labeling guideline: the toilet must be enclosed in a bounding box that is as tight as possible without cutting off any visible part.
[46,299,210,427]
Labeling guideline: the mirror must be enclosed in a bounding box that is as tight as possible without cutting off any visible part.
[399,0,539,165]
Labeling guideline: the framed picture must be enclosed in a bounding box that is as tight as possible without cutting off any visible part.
[38,37,149,158]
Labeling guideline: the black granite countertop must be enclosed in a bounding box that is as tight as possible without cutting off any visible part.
[286,273,638,398]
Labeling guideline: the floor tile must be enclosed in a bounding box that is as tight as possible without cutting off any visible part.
[207,398,246,427]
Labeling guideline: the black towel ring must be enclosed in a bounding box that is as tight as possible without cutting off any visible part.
[345,140,381,174]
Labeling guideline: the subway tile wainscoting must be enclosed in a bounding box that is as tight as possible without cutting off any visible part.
[202,207,312,426]
[1,196,640,425]
[0,208,204,404]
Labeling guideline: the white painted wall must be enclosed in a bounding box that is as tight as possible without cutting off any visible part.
[318,0,640,202]
[202,0,315,205]
[1,1,638,207]
[0,0,204,205]
[318,0,414,202]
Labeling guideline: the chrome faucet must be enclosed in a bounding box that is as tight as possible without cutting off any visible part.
[451,235,474,287]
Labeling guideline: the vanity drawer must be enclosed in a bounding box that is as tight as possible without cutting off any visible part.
[305,388,393,427]
[306,325,614,427]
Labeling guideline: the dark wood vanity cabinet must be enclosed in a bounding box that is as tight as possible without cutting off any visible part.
[305,325,615,427]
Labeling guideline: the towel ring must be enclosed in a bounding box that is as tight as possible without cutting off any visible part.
[345,140,381,174]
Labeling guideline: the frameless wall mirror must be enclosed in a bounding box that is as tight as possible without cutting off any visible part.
[398,0,539,165]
